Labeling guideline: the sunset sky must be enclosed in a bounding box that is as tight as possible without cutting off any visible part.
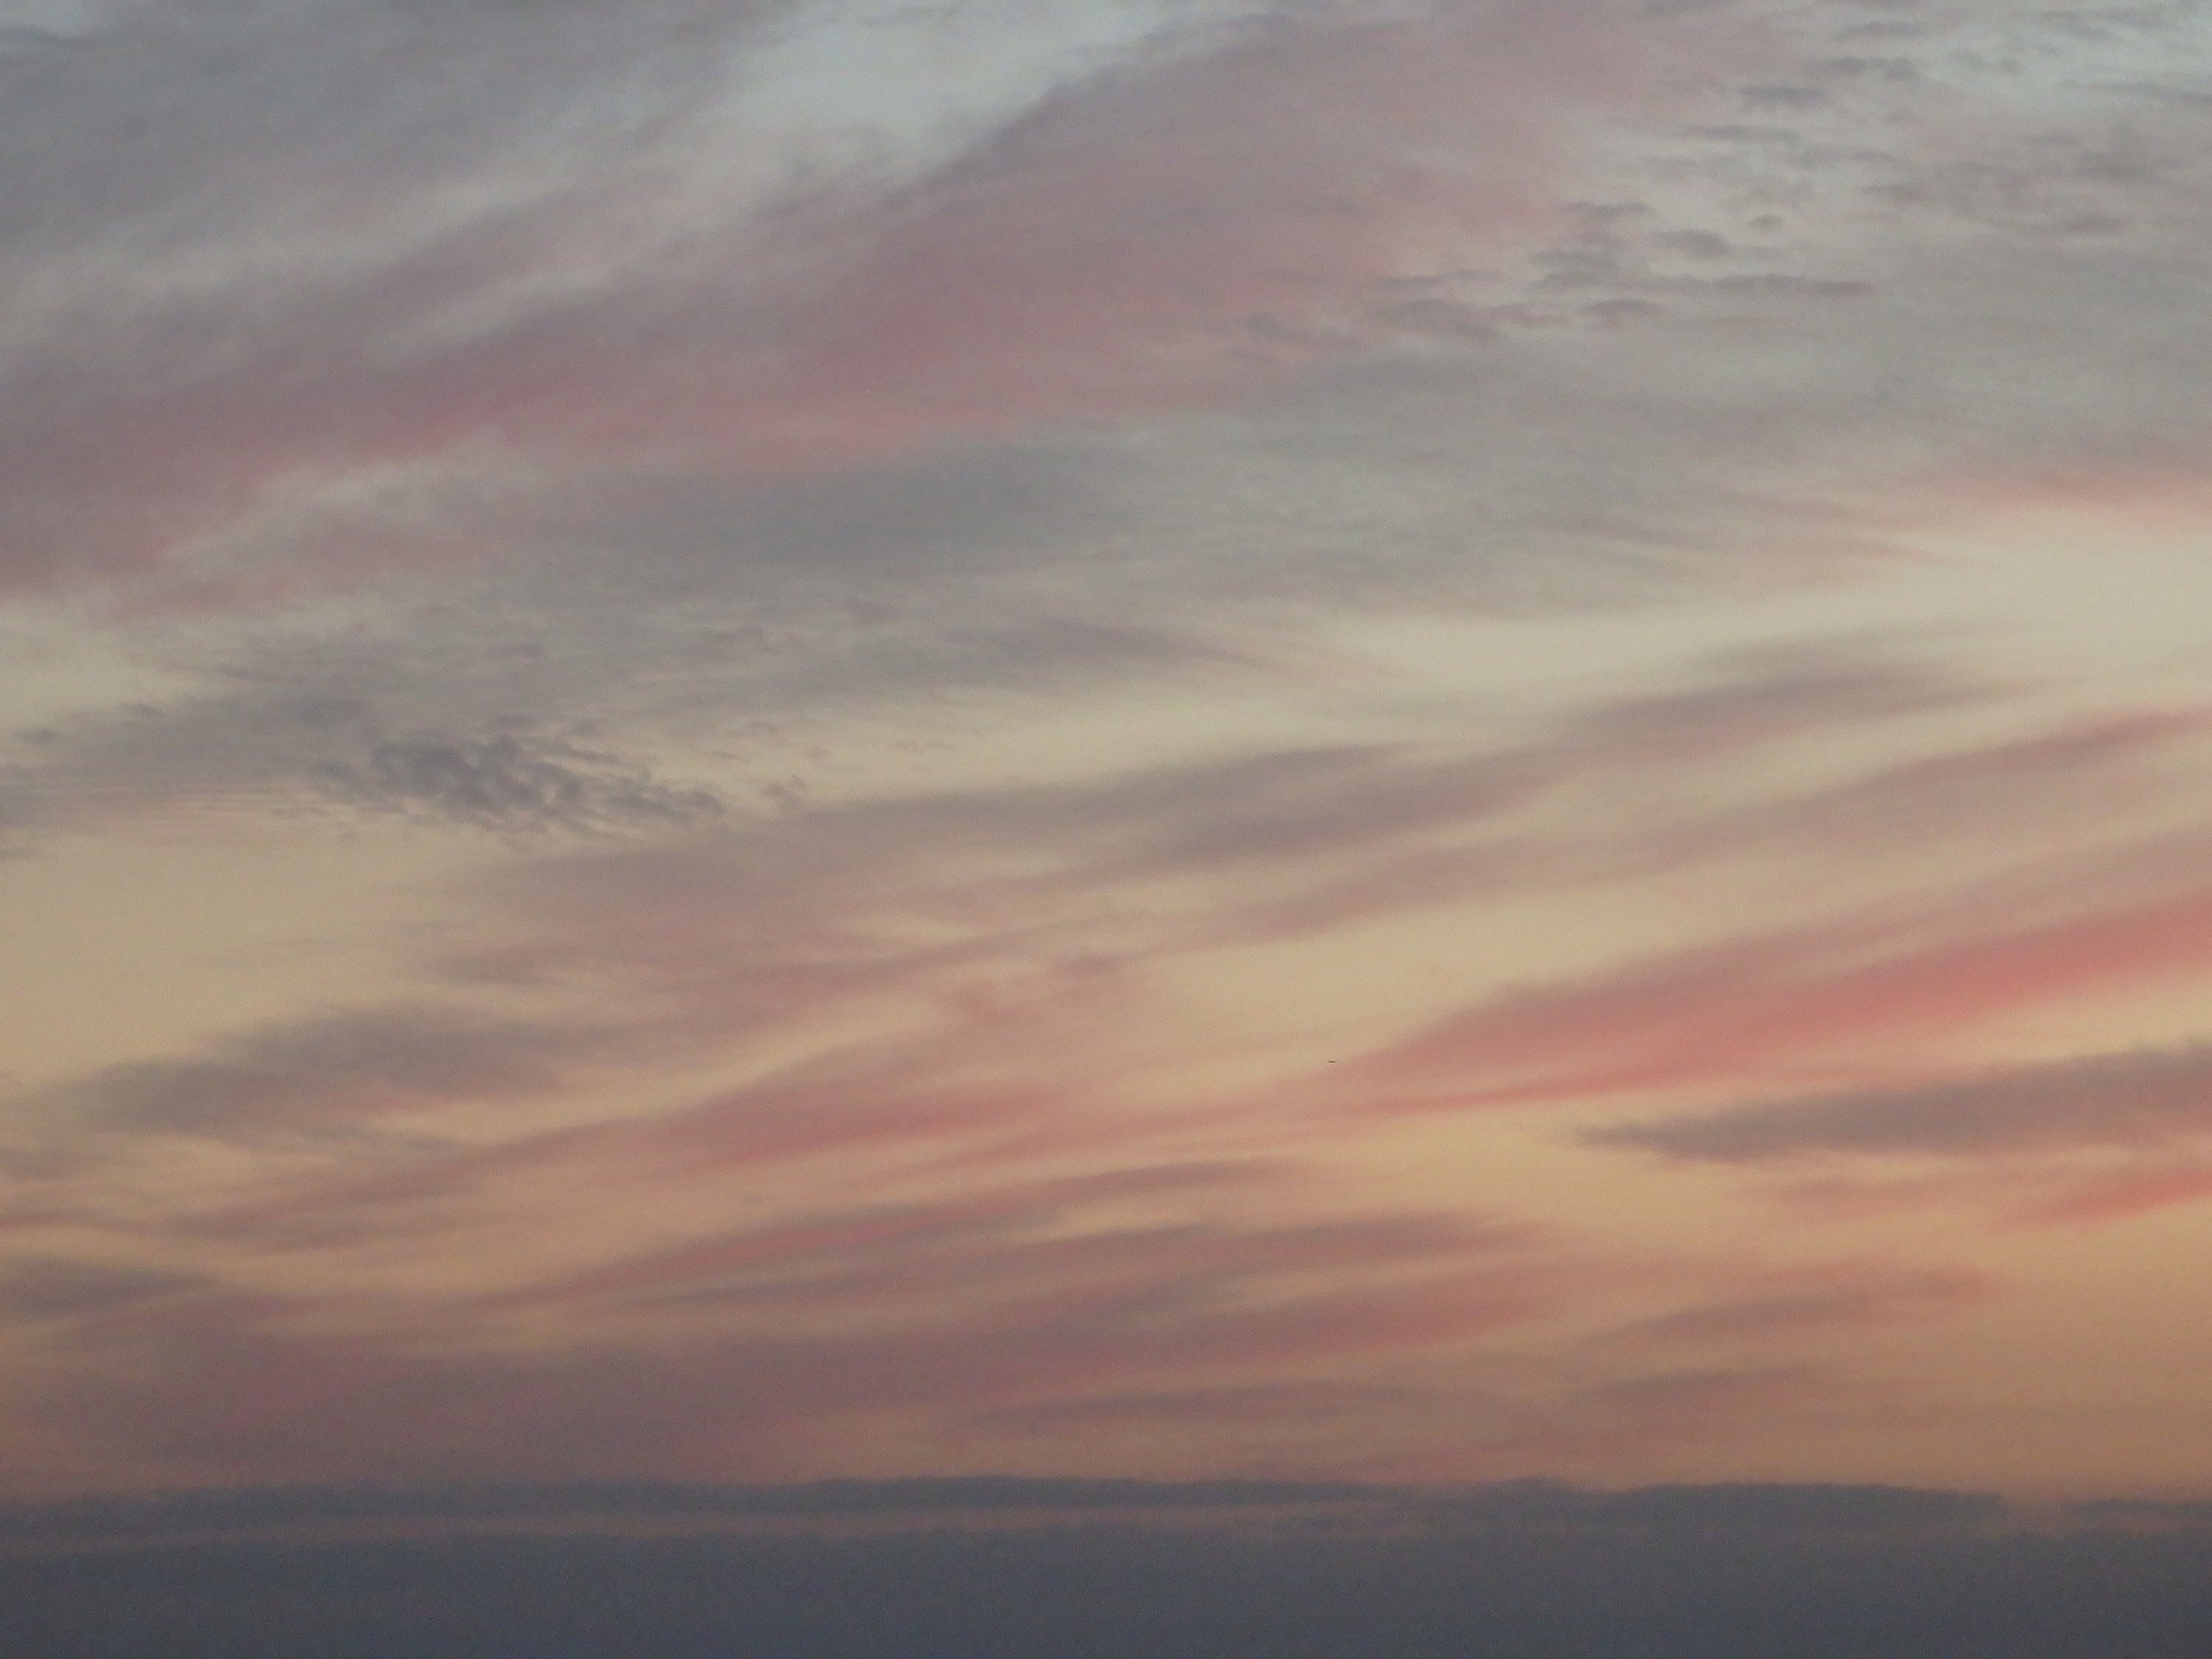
[5,0,2212,1534]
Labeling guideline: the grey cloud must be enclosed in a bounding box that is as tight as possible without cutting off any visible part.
[1742,83,1829,110]
[2075,1497,2212,1529]
[1688,274,1877,299]
[2,0,1229,594]
[13,1004,608,1147]
[1592,1044,2212,1163]
[4,0,2206,854]
[1043,645,1969,864]
[428,636,2115,1042]
[1628,706,2212,872]
[0,1475,2005,1548]
[0,0,765,584]
[964,1378,1416,1436]
[0,0,2201,629]
[451,640,1990,990]
[0,1256,204,1324]
[1430,1478,2004,1534]
[1809,55,1919,83]
[4,609,2034,938]
[315,734,724,832]
[3,678,728,841]
[8,0,1647,600]
[0,1476,1384,1545]
[1653,227,1733,259]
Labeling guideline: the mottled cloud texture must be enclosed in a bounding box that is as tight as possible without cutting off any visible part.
[5,6,2212,1611]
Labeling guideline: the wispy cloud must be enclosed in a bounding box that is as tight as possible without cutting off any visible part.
[7,0,2212,1511]
[1325,877,2212,1116]
[18,1172,1559,1484]
[313,733,724,832]
[5,1004,612,1158]
[1593,1044,2212,1164]
[0,0,1664,602]
[1626,1259,1993,1343]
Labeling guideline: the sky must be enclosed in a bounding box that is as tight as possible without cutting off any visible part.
[5,0,2212,1576]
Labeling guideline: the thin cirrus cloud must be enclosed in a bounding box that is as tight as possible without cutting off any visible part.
[1590,1045,2212,1164]
[1318,891,2212,1116]
[15,632,2210,1242]
[7,0,2212,1548]
[0,0,2198,636]
[0,1472,2012,1545]
[1624,1259,1994,1344]
[3,0,2204,854]
[0,0,1659,599]
[4,1004,612,1150]
[3,628,1970,852]
[18,1196,1957,1498]
[16,1179,1561,1486]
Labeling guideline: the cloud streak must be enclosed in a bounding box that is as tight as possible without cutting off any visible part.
[1329,880,2212,1116]
[1594,1045,2212,1164]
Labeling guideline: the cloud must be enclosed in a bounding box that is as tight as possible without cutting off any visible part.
[1431,1478,2005,1534]
[0,1473,2010,1547]
[0,1256,204,1326]
[442,638,2011,990]
[2006,1161,2212,1228]
[0,0,1664,600]
[6,625,1985,861]
[1593,1045,2212,1164]
[3,680,733,844]
[18,630,2204,1250]
[0,1475,1382,1544]
[15,1214,1553,1485]
[0,0,2204,655]
[717,4,1648,451]
[313,733,725,832]
[1326,878,2212,1116]
[7,0,2212,1517]
[20,1138,1944,1490]
[7,1004,611,1153]
[498,1190,1520,1343]
[1627,1260,1992,1342]
[1644,707,2212,866]
[10,0,2211,877]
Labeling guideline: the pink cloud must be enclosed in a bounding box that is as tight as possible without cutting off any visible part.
[1629,1260,1994,1343]
[1762,1158,2212,1234]
[1591,1034,2212,1231]
[1332,883,2212,1116]
[2005,1161,2212,1228]
[5,7,1664,601]
[29,1183,1562,1486]
[1524,1365,1827,1461]
[720,10,1639,459]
